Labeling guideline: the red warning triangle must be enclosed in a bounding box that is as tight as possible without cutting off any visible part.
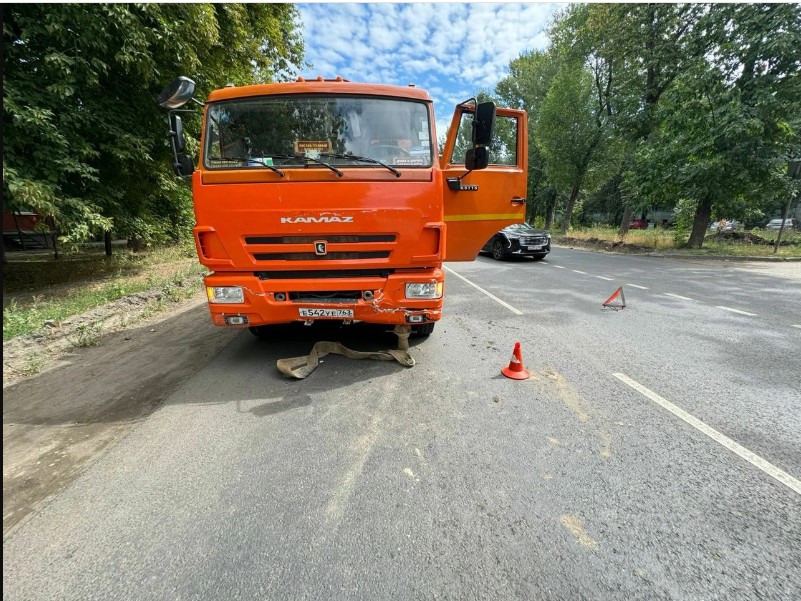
[602,286,626,309]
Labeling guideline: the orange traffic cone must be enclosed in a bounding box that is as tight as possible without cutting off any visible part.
[501,341,531,380]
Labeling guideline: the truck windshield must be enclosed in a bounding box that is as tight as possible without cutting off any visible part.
[204,95,433,170]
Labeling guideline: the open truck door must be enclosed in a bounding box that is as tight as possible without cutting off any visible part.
[441,104,527,261]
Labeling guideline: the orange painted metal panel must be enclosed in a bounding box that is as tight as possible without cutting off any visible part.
[190,81,526,327]
[440,107,528,261]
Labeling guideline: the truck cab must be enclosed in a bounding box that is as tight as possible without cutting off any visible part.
[159,77,527,335]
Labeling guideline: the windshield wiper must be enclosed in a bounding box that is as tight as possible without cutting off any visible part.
[208,156,284,177]
[319,152,402,177]
[264,153,343,177]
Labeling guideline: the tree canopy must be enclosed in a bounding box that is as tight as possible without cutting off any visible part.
[496,3,801,247]
[3,3,304,247]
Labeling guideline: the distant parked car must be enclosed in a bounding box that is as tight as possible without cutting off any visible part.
[480,223,551,261]
[628,219,648,229]
[765,218,801,231]
[719,220,741,233]
[711,219,740,233]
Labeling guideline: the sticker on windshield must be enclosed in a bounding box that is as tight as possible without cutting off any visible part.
[295,140,332,159]
[394,158,427,166]
[419,120,430,141]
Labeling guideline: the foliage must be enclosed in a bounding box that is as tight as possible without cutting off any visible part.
[2,239,197,293]
[535,61,607,233]
[3,259,205,341]
[3,4,304,245]
[496,50,561,225]
[495,3,801,247]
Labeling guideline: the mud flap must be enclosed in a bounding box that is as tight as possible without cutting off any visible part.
[276,325,415,379]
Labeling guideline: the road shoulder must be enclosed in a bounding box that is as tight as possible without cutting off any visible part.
[3,294,238,538]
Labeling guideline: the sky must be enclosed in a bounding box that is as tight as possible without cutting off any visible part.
[296,2,565,140]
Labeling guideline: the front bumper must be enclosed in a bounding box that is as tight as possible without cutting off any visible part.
[203,269,444,327]
[508,239,551,256]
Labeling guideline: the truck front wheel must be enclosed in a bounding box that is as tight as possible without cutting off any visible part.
[249,326,270,339]
[411,322,435,337]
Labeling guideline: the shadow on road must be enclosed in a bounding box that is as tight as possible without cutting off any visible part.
[3,304,424,536]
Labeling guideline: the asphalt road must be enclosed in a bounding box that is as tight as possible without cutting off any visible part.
[4,248,801,600]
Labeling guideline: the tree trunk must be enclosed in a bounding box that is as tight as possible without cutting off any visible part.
[104,230,113,257]
[544,189,556,230]
[773,192,794,254]
[686,196,713,248]
[619,206,633,236]
[561,182,581,235]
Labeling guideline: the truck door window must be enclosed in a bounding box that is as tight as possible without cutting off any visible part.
[449,112,518,166]
[204,96,433,169]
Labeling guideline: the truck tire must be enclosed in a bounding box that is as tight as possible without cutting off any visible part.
[249,326,270,339]
[412,322,435,337]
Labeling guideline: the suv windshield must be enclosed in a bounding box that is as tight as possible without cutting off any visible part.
[204,95,433,170]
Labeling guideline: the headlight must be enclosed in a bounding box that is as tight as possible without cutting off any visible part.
[206,286,245,304]
[405,282,443,299]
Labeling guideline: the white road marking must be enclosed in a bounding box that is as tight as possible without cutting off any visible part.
[627,284,649,290]
[613,373,801,496]
[595,276,614,281]
[552,265,566,269]
[792,325,801,330]
[663,293,694,301]
[716,305,757,317]
[444,266,523,315]
[572,270,587,275]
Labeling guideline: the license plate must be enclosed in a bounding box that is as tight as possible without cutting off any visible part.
[528,245,543,250]
[298,308,354,318]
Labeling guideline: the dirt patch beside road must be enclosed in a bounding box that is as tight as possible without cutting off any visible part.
[3,293,238,538]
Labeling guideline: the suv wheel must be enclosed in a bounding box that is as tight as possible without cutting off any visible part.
[492,239,506,261]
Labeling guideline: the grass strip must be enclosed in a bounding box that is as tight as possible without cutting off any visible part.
[3,263,206,341]
[555,226,801,257]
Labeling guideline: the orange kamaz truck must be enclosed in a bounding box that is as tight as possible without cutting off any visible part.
[158,76,527,338]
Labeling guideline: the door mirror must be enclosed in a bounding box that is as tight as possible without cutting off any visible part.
[173,153,194,178]
[473,102,496,146]
[157,76,196,109]
[170,114,186,153]
[168,115,193,177]
[465,147,489,171]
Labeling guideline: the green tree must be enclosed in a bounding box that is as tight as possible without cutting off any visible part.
[535,61,606,234]
[553,3,703,234]
[626,3,801,247]
[496,50,560,227]
[3,4,304,249]
[684,3,801,246]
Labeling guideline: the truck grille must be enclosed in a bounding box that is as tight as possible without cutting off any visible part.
[256,269,395,280]
[245,235,395,244]
[289,291,362,303]
[252,251,389,261]
[245,234,396,262]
